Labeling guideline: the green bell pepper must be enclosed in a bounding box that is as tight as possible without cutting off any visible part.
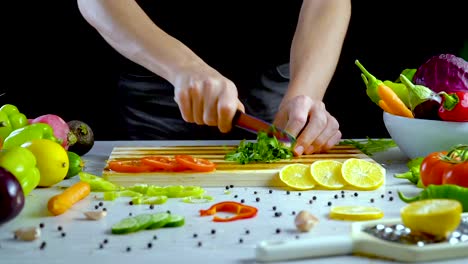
[0,104,28,143]
[2,123,58,149]
[0,146,40,195]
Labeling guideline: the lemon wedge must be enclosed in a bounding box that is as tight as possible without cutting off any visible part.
[310,160,346,189]
[400,199,462,238]
[279,164,316,190]
[329,205,384,221]
[341,158,385,190]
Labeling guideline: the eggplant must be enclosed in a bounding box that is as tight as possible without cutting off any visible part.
[0,167,25,225]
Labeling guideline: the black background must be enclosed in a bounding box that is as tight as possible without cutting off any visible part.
[2,1,466,140]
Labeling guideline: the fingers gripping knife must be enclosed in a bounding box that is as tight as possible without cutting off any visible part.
[232,110,296,144]
[255,213,468,263]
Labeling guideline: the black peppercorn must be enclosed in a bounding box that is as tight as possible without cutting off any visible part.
[102,208,107,211]
[99,243,104,249]
[239,238,243,243]
[274,212,282,217]
[153,235,158,240]
[298,193,301,196]
[291,211,296,215]
[61,232,66,237]
[240,199,245,203]
[147,243,152,248]
[198,241,202,247]
[126,246,131,252]
[327,201,332,206]
[99,202,104,206]
[312,196,317,200]
[129,212,133,216]
[167,210,171,214]
[381,194,385,198]
[39,223,45,229]
[256,197,260,202]
[269,190,273,194]
[149,204,154,210]
[389,197,394,201]
[272,206,277,211]
[193,233,198,238]
[230,185,234,188]
[275,228,281,234]
[254,191,258,195]
[286,191,290,195]
[234,195,238,198]
[129,201,133,205]
[245,230,250,235]
[103,239,108,244]
[211,229,216,234]
[94,205,99,210]
[225,186,229,190]
[370,198,374,203]
[334,194,338,199]
[58,226,63,231]
[40,241,46,250]
[354,192,358,197]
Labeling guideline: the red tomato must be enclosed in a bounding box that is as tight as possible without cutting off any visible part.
[442,162,468,187]
[108,160,153,173]
[420,151,452,186]
[175,155,216,172]
[141,156,186,171]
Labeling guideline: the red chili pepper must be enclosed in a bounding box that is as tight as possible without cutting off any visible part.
[199,201,258,222]
[438,91,468,122]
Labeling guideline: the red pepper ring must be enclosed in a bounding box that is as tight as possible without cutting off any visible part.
[199,201,258,222]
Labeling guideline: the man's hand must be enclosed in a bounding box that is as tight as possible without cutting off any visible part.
[173,64,245,133]
[274,95,341,155]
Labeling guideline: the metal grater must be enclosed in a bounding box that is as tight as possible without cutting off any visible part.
[363,216,468,246]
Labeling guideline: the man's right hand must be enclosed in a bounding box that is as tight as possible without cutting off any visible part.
[172,63,245,133]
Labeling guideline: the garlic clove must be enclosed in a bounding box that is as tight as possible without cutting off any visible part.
[294,210,319,232]
[14,226,41,241]
[84,210,107,220]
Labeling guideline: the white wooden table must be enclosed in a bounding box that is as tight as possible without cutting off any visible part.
[0,140,466,264]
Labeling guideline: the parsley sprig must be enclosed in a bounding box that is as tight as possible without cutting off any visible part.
[225,132,293,164]
[339,137,397,156]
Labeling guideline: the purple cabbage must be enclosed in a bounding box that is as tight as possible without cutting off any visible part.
[413,54,468,93]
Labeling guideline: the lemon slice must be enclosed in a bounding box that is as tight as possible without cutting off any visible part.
[310,160,346,189]
[400,199,462,238]
[341,158,385,190]
[329,205,384,221]
[279,164,316,190]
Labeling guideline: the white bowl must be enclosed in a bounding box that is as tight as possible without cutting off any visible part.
[383,112,468,159]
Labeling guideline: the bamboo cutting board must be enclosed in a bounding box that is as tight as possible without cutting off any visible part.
[102,145,374,187]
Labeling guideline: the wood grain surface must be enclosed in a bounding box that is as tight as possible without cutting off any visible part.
[102,145,374,187]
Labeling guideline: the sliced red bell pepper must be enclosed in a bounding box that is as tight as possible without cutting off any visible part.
[199,201,258,222]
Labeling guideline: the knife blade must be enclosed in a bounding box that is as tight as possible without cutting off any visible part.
[232,110,296,144]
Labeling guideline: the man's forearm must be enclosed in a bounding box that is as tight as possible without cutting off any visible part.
[285,0,351,102]
[76,0,204,83]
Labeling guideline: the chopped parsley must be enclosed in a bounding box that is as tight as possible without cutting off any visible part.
[225,132,294,164]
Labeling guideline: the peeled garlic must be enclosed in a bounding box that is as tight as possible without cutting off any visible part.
[14,226,41,241]
[294,210,319,232]
[84,210,107,220]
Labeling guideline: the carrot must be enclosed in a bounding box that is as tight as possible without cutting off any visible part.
[47,181,91,216]
[377,83,414,118]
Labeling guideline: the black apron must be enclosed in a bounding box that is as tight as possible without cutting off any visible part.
[115,1,302,140]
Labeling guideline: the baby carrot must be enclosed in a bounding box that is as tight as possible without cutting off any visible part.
[47,181,91,216]
[377,83,414,118]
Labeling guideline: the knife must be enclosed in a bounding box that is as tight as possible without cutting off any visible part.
[232,110,296,144]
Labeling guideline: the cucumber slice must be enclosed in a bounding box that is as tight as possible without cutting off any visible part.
[163,214,185,227]
[111,217,139,234]
[147,212,171,229]
[133,213,155,231]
